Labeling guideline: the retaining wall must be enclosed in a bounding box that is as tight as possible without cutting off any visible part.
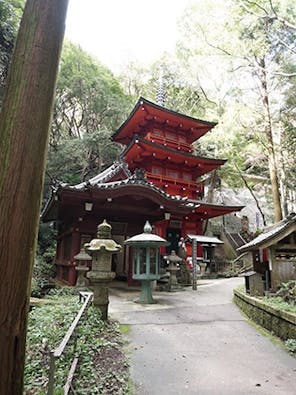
[233,289,296,340]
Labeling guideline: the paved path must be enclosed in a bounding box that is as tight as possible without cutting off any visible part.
[109,278,296,395]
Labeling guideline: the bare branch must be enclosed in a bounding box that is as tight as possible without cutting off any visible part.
[234,162,267,226]
[273,71,296,77]
[277,38,296,55]
[239,0,268,17]
[241,0,296,30]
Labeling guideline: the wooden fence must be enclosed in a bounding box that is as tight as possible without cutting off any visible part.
[47,292,93,395]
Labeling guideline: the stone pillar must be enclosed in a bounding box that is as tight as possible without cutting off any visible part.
[86,220,121,320]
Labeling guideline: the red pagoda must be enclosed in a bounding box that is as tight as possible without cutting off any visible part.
[43,97,243,285]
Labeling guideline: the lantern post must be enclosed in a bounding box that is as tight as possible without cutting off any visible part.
[74,247,92,288]
[164,250,182,292]
[125,221,169,304]
[85,220,121,320]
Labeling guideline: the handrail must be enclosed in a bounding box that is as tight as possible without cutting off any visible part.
[236,233,247,245]
[149,134,192,152]
[221,224,240,249]
[146,172,203,190]
[47,292,93,395]
[54,293,92,357]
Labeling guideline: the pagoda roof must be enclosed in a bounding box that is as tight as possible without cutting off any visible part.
[42,170,243,222]
[113,97,217,145]
[121,136,226,176]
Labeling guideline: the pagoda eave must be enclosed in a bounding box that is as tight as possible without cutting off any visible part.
[113,97,217,145]
[192,202,244,219]
[121,136,226,176]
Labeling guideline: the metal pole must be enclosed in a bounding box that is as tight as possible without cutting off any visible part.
[192,239,197,291]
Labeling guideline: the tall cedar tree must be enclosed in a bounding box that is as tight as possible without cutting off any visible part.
[0,1,68,394]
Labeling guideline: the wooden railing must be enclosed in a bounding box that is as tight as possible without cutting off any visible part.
[148,134,192,152]
[146,172,204,195]
[47,292,93,395]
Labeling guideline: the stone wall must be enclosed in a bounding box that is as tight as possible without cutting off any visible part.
[233,289,296,340]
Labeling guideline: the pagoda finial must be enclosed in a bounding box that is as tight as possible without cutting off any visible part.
[156,66,165,106]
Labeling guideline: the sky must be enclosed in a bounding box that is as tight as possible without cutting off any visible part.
[65,0,193,73]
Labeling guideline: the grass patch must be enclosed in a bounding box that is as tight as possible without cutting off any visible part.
[261,296,296,313]
[120,324,131,335]
[25,292,130,394]
[235,284,246,293]
[285,338,296,354]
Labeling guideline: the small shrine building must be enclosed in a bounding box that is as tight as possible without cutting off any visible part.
[42,97,243,285]
[238,212,296,294]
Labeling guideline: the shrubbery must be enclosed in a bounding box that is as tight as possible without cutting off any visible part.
[31,223,56,297]
[276,281,296,304]
[25,293,130,394]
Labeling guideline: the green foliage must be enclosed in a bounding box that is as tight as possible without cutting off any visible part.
[31,224,56,297]
[285,338,296,354]
[46,129,121,185]
[262,296,296,313]
[46,41,131,188]
[0,0,24,99]
[119,54,208,120]
[31,256,55,298]
[47,286,79,297]
[24,295,79,393]
[119,324,131,335]
[276,280,296,304]
[280,65,296,190]
[73,307,130,394]
[51,41,131,145]
[25,294,130,394]
[177,0,296,214]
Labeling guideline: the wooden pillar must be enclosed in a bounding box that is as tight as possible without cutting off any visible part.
[0,1,69,393]
[267,247,277,292]
[69,230,80,286]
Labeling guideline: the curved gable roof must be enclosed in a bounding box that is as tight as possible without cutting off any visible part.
[113,97,217,145]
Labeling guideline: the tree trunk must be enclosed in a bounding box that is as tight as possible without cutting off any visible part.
[0,1,68,394]
[257,58,283,222]
[234,164,267,227]
[203,170,218,233]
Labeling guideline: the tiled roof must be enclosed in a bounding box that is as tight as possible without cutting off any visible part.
[63,170,202,208]
[42,165,243,221]
[112,96,217,144]
[69,160,131,189]
[237,212,296,252]
[120,135,226,165]
[187,234,224,245]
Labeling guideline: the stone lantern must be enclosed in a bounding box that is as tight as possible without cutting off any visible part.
[125,221,169,304]
[74,247,91,288]
[164,250,182,292]
[85,219,121,320]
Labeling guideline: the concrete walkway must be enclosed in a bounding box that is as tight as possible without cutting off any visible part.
[109,278,296,395]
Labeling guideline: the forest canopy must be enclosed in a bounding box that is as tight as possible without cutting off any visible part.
[1,0,295,222]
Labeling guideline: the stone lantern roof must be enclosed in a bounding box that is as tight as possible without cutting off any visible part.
[125,221,169,248]
[85,220,122,253]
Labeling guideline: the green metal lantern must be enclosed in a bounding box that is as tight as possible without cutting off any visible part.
[125,221,169,304]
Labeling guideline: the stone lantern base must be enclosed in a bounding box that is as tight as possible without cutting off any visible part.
[75,266,89,288]
[87,271,116,320]
[167,265,182,292]
[136,280,156,304]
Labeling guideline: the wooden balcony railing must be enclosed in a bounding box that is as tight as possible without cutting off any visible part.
[148,134,193,152]
[146,172,204,197]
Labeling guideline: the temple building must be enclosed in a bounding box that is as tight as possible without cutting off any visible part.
[42,97,243,285]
